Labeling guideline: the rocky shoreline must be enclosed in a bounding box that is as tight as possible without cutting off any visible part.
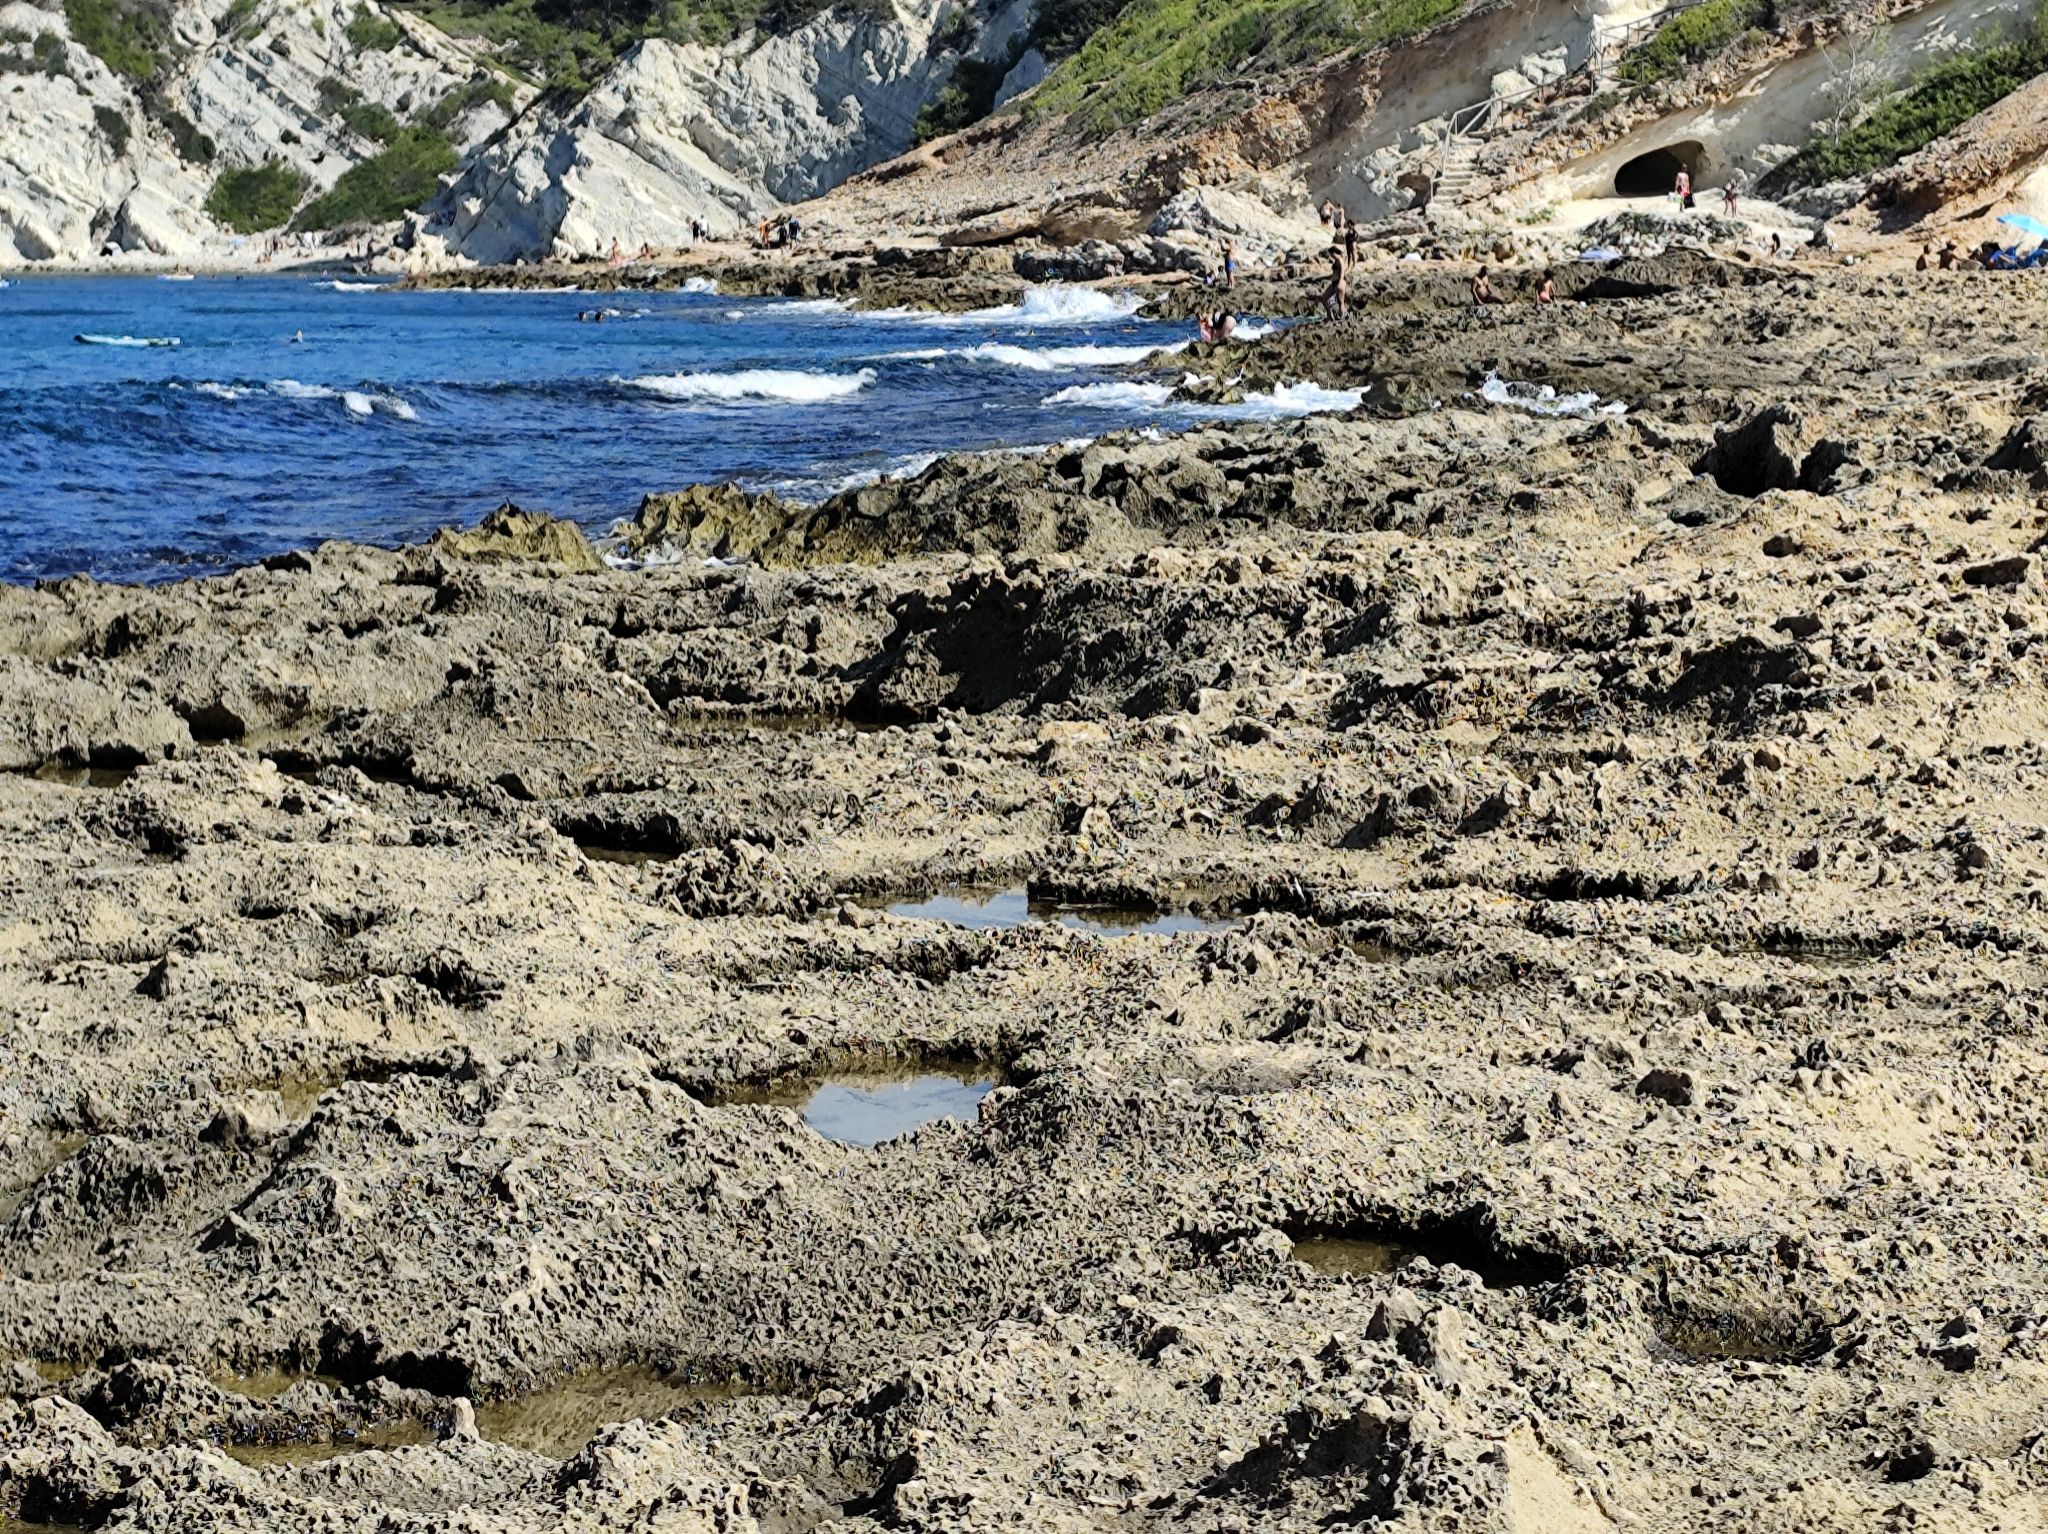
[5,260,2048,1532]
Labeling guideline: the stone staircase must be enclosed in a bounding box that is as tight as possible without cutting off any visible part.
[1422,0,1710,220]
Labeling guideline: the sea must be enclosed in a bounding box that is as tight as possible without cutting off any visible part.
[0,274,1354,585]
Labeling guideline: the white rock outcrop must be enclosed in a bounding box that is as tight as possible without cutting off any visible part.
[0,0,526,265]
[427,0,1030,264]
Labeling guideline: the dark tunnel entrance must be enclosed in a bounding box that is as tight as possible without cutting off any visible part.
[1615,141,1706,197]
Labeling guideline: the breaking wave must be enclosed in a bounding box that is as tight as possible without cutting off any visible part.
[76,334,179,347]
[1478,373,1626,417]
[267,379,418,419]
[625,368,876,403]
[1041,381,1176,409]
[886,340,1184,370]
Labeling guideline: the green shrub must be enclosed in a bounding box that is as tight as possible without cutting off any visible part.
[1617,0,1773,86]
[915,54,1007,141]
[205,160,308,231]
[93,102,130,155]
[317,75,359,113]
[1759,30,2048,190]
[1031,0,1461,137]
[219,0,258,38]
[161,107,216,162]
[345,4,405,49]
[33,28,71,74]
[421,71,518,130]
[292,126,457,228]
[342,98,405,142]
[63,0,174,78]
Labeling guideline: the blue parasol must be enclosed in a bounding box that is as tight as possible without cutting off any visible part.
[1996,212,2048,241]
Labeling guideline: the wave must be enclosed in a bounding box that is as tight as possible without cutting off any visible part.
[884,340,1185,371]
[1041,378,1363,417]
[966,286,1146,325]
[76,333,179,347]
[268,379,417,419]
[682,276,719,294]
[323,280,386,293]
[624,368,875,404]
[1229,381,1364,417]
[1478,372,1624,417]
[775,297,851,313]
[1041,380,1175,409]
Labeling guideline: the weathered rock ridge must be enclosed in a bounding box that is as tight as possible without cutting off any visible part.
[422,0,1031,263]
[5,262,2048,1531]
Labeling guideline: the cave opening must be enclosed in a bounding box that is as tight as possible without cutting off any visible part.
[1615,141,1706,197]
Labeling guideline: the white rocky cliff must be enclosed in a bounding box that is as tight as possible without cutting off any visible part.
[0,0,522,264]
[424,0,1032,264]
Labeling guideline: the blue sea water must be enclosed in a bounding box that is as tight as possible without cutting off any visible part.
[0,274,1334,585]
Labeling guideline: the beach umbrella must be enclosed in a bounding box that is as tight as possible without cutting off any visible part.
[1996,212,2048,242]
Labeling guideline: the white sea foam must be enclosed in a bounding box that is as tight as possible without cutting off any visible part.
[625,368,876,403]
[968,286,1146,324]
[1478,372,1624,417]
[1041,377,1362,417]
[883,340,1185,371]
[776,296,852,313]
[76,333,179,347]
[324,280,385,293]
[193,381,247,401]
[821,450,943,495]
[683,276,719,294]
[269,379,416,418]
[1041,381,1176,409]
[1230,381,1365,417]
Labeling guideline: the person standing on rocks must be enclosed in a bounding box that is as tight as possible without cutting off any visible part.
[1674,166,1693,212]
[1320,242,1347,319]
[1221,238,1239,290]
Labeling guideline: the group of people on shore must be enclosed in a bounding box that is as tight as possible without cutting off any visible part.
[1918,237,2048,271]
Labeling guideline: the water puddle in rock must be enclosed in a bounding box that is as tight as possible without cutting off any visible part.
[1289,1222,1570,1290]
[478,1366,754,1459]
[1291,1236,1416,1277]
[19,763,135,790]
[725,1063,1000,1146]
[210,1367,344,1400]
[579,843,676,867]
[1652,1313,1831,1365]
[887,886,1235,937]
[221,1420,431,1467]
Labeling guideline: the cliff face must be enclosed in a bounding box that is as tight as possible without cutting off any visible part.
[0,0,518,263]
[0,0,1032,267]
[423,0,1033,264]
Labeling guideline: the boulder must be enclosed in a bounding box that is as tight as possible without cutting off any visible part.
[423,505,605,572]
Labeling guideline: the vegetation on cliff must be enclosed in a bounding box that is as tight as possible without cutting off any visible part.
[1028,0,1465,135]
[293,127,459,228]
[205,160,309,231]
[1760,12,2048,190]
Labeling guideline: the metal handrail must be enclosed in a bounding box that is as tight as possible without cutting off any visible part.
[1429,0,1710,195]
